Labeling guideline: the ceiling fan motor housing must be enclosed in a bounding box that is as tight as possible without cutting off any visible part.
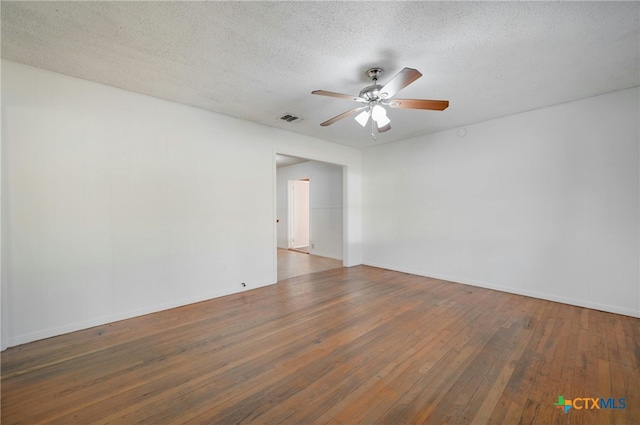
[361,68,386,101]
[359,84,384,101]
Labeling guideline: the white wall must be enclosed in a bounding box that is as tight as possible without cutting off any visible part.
[1,60,363,349]
[3,59,637,352]
[363,88,640,317]
[276,161,344,260]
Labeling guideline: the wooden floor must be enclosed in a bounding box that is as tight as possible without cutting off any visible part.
[2,266,639,424]
[277,248,342,281]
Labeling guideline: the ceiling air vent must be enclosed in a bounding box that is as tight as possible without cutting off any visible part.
[279,113,302,123]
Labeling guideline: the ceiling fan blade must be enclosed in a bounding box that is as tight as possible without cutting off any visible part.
[312,90,367,103]
[320,107,367,126]
[387,99,449,111]
[378,123,391,133]
[379,68,422,99]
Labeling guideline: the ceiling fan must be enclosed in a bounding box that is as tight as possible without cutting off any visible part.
[312,67,449,138]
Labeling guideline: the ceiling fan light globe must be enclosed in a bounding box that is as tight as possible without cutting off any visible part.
[354,110,370,127]
[375,114,391,127]
[371,104,387,121]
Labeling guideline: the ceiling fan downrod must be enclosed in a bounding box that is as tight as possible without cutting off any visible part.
[360,68,385,101]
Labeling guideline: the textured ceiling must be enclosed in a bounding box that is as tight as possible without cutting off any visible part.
[2,1,639,149]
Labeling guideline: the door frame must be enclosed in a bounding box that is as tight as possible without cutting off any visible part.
[274,153,348,283]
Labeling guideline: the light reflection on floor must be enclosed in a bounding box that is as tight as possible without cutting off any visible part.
[277,248,342,281]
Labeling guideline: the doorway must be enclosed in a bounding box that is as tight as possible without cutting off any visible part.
[275,154,345,281]
[289,179,310,253]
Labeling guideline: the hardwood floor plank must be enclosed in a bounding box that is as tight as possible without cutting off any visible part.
[363,292,514,424]
[2,266,639,425]
[277,249,342,281]
[467,312,538,424]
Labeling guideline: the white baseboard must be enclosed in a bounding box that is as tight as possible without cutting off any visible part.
[309,250,343,262]
[362,261,640,318]
[4,280,277,350]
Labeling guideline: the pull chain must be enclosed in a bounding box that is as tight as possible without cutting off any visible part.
[368,69,381,141]
[371,110,376,141]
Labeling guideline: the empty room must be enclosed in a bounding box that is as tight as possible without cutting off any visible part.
[1,2,639,424]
